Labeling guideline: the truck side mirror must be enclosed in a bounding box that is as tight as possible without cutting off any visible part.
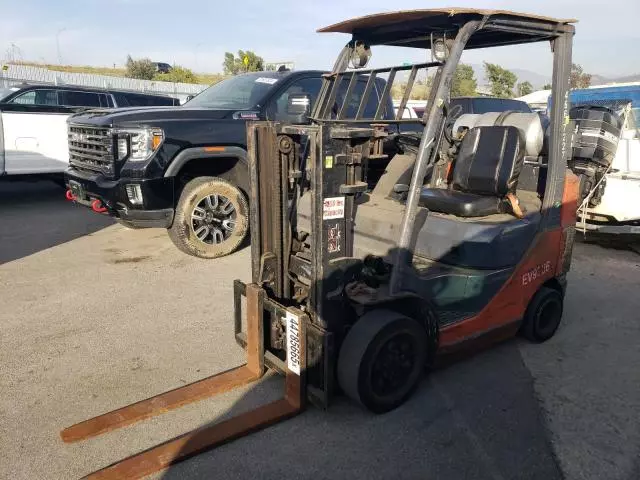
[286,93,312,124]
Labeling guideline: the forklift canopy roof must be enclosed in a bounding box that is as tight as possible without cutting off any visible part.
[318,8,576,49]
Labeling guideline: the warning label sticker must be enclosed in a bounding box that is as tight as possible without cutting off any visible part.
[327,222,341,254]
[323,196,345,220]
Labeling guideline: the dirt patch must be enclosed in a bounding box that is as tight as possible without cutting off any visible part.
[108,255,152,264]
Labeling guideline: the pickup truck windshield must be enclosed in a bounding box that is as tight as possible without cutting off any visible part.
[0,87,19,102]
[185,74,280,109]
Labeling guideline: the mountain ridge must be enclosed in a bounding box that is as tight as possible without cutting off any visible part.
[469,63,640,90]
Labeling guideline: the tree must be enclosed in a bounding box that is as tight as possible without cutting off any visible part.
[154,66,198,84]
[391,77,433,101]
[570,63,592,89]
[516,81,533,97]
[125,55,156,80]
[484,62,517,98]
[223,50,264,75]
[451,64,477,97]
[412,78,432,100]
[542,83,552,90]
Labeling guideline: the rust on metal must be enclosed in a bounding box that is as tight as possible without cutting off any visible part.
[61,283,268,444]
[64,285,308,480]
[83,399,302,480]
[245,283,265,376]
[61,366,260,444]
[317,8,576,33]
[285,365,304,410]
[82,351,307,480]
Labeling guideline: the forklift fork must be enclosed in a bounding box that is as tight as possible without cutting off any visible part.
[60,283,306,480]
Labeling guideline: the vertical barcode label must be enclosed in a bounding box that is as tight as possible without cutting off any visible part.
[286,311,301,375]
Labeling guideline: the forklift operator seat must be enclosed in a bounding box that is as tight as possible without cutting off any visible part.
[420,125,525,217]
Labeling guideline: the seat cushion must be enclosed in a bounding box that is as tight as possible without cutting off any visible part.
[420,188,502,217]
[453,126,524,196]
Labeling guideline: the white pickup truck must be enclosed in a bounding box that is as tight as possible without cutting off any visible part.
[0,84,178,184]
[0,102,70,183]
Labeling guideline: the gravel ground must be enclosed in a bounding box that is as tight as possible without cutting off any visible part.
[0,181,639,480]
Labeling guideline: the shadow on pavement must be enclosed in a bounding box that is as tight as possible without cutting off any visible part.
[575,231,640,255]
[160,339,562,480]
[0,180,114,264]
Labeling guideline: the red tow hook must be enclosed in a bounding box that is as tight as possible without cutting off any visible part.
[91,199,108,213]
[65,189,77,201]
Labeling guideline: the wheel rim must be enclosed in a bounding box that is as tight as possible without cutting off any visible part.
[369,332,417,398]
[190,194,236,245]
[536,298,561,335]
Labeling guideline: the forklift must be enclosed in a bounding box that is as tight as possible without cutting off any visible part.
[61,8,580,479]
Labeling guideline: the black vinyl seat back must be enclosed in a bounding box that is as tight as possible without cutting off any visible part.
[420,125,525,217]
[452,126,524,196]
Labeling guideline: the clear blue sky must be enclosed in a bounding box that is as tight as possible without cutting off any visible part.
[1,0,638,78]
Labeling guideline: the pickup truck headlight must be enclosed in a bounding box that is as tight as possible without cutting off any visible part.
[115,128,164,162]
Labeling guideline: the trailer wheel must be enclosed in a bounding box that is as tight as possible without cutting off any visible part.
[168,177,249,259]
[337,309,427,414]
[520,286,564,343]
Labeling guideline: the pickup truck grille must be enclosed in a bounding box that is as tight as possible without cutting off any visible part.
[68,125,114,176]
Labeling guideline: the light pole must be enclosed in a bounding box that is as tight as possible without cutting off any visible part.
[56,27,66,64]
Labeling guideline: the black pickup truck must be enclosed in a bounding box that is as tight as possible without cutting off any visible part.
[64,69,398,258]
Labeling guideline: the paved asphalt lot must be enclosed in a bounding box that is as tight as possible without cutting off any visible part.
[1,181,639,480]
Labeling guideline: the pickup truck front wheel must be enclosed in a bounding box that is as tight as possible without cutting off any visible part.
[169,177,249,259]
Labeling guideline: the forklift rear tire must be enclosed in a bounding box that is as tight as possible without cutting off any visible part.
[520,286,564,343]
[168,176,249,259]
[338,309,428,414]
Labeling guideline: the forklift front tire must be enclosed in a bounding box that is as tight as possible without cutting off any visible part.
[520,286,564,343]
[338,309,428,414]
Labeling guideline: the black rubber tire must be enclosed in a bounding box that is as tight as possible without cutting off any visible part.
[521,286,564,343]
[337,309,428,414]
[168,176,249,259]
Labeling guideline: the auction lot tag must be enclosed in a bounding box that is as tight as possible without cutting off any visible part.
[286,311,301,375]
[323,196,345,220]
[255,77,279,85]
